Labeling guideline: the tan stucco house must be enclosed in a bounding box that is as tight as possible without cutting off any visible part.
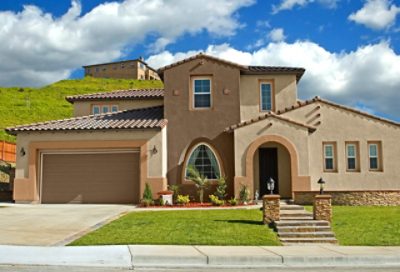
[7,54,400,205]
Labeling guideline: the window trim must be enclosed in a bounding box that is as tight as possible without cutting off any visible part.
[345,141,360,172]
[182,142,223,184]
[323,142,337,172]
[91,104,118,115]
[368,141,383,172]
[92,105,100,115]
[190,76,213,110]
[259,79,275,112]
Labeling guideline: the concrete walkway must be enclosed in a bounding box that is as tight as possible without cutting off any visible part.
[0,245,399,269]
[0,204,136,246]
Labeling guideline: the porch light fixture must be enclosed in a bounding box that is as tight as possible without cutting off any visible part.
[20,147,26,157]
[317,177,326,195]
[151,145,158,155]
[267,177,275,195]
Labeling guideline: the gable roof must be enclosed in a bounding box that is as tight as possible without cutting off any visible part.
[66,89,164,103]
[278,96,400,128]
[6,106,166,135]
[157,53,305,81]
[224,112,316,133]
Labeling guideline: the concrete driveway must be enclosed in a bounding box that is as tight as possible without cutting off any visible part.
[0,204,136,246]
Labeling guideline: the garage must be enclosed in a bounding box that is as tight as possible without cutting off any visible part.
[40,150,140,204]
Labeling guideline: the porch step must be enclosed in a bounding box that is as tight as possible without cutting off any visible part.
[280,210,313,216]
[279,205,304,211]
[275,220,329,227]
[277,225,332,232]
[278,231,336,238]
[280,237,338,244]
[279,216,313,220]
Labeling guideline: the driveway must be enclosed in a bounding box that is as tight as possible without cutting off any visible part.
[0,204,136,246]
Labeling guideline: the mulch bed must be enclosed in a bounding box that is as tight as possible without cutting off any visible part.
[139,202,257,208]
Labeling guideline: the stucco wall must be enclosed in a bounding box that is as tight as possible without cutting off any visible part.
[15,129,165,180]
[283,102,400,191]
[239,74,297,121]
[73,99,164,117]
[163,57,241,196]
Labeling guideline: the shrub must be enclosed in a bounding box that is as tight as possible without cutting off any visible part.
[159,198,165,206]
[142,183,153,201]
[239,184,250,204]
[228,198,238,206]
[209,195,224,206]
[168,184,180,203]
[176,195,190,205]
[186,165,209,203]
[141,199,154,207]
[215,176,227,200]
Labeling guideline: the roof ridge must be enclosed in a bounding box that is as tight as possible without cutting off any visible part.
[66,88,164,99]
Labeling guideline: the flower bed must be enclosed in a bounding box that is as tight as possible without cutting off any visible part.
[138,202,257,208]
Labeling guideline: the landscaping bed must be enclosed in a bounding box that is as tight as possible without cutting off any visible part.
[70,209,280,246]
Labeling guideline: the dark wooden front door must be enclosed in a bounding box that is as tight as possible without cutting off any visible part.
[259,148,279,196]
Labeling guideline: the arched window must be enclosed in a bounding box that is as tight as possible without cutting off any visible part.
[185,144,221,179]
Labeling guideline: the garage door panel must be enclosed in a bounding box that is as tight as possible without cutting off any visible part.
[41,152,140,204]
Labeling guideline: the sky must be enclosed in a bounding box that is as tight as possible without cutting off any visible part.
[0,0,399,121]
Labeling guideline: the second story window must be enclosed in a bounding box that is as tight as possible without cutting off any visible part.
[323,142,337,172]
[260,81,273,111]
[368,142,382,171]
[92,105,118,115]
[93,105,100,115]
[193,78,211,109]
[346,142,359,171]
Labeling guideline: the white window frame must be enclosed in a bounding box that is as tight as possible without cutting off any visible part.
[102,105,110,114]
[192,77,212,109]
[368,143,379,170]
[92,105,100,115]
[184,143,221,181]
[323,143,335,172]
[346,143,357,171]
[260,82,273,112]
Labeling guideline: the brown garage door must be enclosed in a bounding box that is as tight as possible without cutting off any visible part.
[41,151,140,204]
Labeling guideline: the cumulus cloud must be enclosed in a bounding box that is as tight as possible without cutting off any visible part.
[348,0,400,30]
[272,0,339,14]
[268,28,286,42]
[147,41,400,120]
[0,0,253,87]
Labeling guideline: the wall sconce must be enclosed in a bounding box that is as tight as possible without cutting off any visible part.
[20,147,26,157]
[151,145,158,155]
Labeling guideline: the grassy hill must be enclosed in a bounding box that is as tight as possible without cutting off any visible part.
[0,77,163,142]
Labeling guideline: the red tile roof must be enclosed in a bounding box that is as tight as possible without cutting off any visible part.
[66,89,164,103]
[6,106,166,135]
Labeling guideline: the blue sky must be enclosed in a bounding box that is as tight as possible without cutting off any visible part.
[0,0,399,120]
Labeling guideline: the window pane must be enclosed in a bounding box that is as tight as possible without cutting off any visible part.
[370,158,378,169]
[369,144,377,157]
[93,106,100,115]
[261,83,272,111]
[102,106,109,113]
[325,158,334,170]
[194,79,210,93]
[111,106,118,112]
[348,158,356,170]
[347,145,355,157]
[186,144,220,179]
[325,145,333,157]
[194,94,210,108]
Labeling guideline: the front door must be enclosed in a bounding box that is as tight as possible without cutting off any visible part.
[259,148,279,196]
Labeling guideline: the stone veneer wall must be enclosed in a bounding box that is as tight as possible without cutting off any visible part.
[294,191,400,206]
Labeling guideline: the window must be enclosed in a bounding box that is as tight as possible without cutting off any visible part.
[260,81,273,111]
[185,144,221,180]
[111,105,118,112]
[346,142,359,171]
[95,67,99,72]
[92,105,100,115]
[102,105,109,113]
[368,142,382,171]
[193,78,211,109]
[323,142,337,172]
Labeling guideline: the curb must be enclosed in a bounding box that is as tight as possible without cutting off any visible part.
[0,245,399,269]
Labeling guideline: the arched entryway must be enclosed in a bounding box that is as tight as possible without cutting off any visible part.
[245,135,300,199]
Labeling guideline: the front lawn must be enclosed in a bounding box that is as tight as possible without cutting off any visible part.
[70,209,280,246]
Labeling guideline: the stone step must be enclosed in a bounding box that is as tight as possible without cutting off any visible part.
[275,220,330,227]
[280,237,338,244]
[279,216,313,220]
[278,231,336,238]
[279,205,305,211]
[277,225,332,233]
[280,210,312,216]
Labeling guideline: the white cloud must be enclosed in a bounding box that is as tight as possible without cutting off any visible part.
[272,0,339,13]
[348,0,400,30]
[268,28,286,42]
[0,0,253,87]
[147,41,400,120]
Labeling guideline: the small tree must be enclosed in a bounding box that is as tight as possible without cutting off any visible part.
[143,183,153,200]
[215,176,227,200]
[239,184,250,204]
[186,164,209,203]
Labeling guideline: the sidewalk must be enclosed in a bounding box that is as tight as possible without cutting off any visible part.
[0,245,400,269]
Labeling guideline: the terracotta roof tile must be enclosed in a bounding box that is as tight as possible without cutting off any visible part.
[244,66,305,81]
[6,106,166,135]
[66,89,164,103]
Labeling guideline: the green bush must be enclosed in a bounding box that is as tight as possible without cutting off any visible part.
[176,195,190,205]
[141,199,154,207]
[159,198,165,206]
[215,176,227,200]
[228,198,238,206]
[209,195,224,206]
[142,183,153,201]
[239,184,250,204]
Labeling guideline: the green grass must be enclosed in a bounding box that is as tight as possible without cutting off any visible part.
[0,77,163,142]
[70,209,280,246]
[306,205,400,245]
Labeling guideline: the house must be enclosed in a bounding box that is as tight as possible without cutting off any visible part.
[7,53,400,205]
[83,58,160,80]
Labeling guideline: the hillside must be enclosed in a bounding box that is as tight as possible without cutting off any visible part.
[0,77,163,142]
